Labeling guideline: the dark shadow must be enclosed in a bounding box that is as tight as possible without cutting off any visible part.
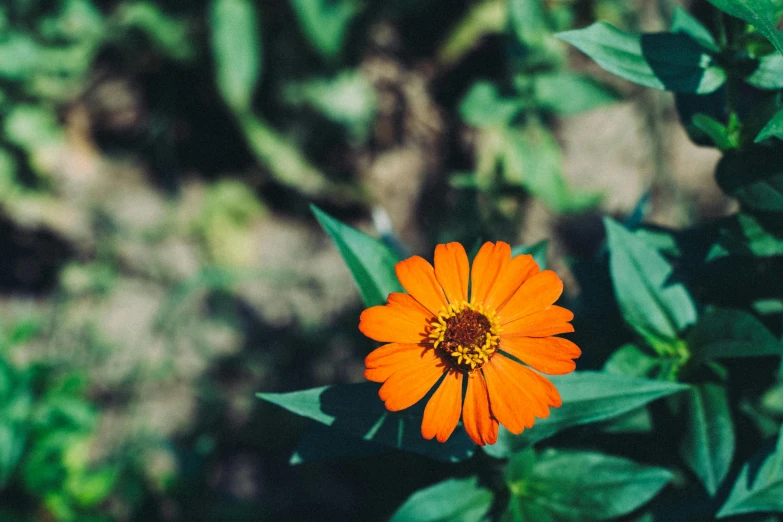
[0,215,74,295]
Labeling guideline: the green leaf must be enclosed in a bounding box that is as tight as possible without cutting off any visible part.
[311,205,402,307]
[707,0,783,57]
[604,218,698,350]
[209,0,261,112]
[671,6,719,52]
[747,53,783,89]
[692,114,735,150]
[756,107,783,142]
[118,2,194,61]
[511,240,548,270]
[501,125,602,213]
[0,423,27,487]
[483,372,687,458]
[680,383,735,496]
[709,213,783,258]
[390,477,493,522]
[0,33,40,80]
[716,145,783,213]
[459,82,524,128]
[505,449,673,521]
[533,73,620,115]
[688,307,781,360]
[289,0,359,59]
[718,428,783,517]
[258,383,475,463]
[603,343,663,378]
[284,70,377,141]
[557,22,726,94]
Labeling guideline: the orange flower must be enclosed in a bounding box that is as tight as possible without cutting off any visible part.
[359,241,580,446]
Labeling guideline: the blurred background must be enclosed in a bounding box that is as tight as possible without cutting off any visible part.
[0,0,738,520]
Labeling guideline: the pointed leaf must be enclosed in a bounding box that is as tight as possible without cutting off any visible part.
[756,107,783,142]
[391,477,492,522]
[747,53,783,89]
[289,0,358,59]
[707,0,783,57]
[209,0,261,112]
[671,6,719,52]
[460,82,524,128]
[604,217,697,350]
[506,449,673,520]
[688,307,782,360]
[557,22,725,94]
[483,372,687,458]
[258,383,475,463]
[680,383,735,496]
[311,205,402,307]
[718,428,783,517]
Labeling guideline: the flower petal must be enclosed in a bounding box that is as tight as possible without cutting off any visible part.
[434,243,469,304]
[379,358,446,411]
[365,343,437,382]
[500,336,581,375]
[496,270,563,323]
[483,355,562,435]
[500,306,574,337]
[421,370,464,442]
[462,371,498,446]
[482,357,537,433]
[396,256,448,315]
[482,254,540,312]
[359,293,433,343]
[470,242,511,306]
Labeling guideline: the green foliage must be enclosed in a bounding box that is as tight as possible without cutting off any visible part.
[209,0,262,113]
[289,0,359,59]
[390,477,492,522]
[504,449,673,521]
[688,308,781,360]
[706,0,783,56]
[312,205,402,308]
[557,22,726,94]
[718,428,783,517]
[680,383,735,496]
[604,218,697,354]
[483,372,687,458]
[258,383,476,463]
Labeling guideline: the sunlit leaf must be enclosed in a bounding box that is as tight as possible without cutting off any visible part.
[603,343,663,378]
[459,82,523,128]
[311,205,402,307]
[692,114,735,150]
[557,22,726,94]
[289,0,359,59]
[391,477,492,522]
[505,449,673,521]
[747,53,783,89]
[209,0,261,112]
[258,383,475,463]
[285,70,377,141]
[438,0,506,66]
[118,2,194,61]
[604,218,698,350]
[483,372,687,458]
[707,0,783,57]
[680,383,735,496]
[502,125,602,213]
[533,73,620,115]
[718,428,783,517]
[671,6,719,52]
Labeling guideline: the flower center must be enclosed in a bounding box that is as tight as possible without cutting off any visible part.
[429,301,500,372]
